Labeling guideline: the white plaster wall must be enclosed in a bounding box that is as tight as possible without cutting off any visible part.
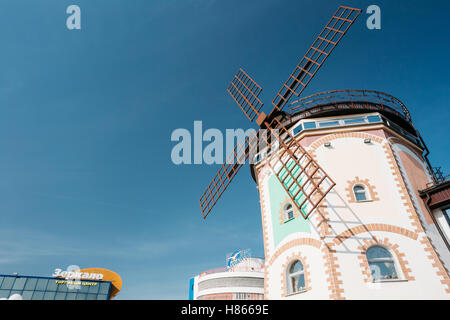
[391,143,450,273]
[311,136,416,234]
[265,245,329,300]
[257,128,450,300]
[336,231,449,299]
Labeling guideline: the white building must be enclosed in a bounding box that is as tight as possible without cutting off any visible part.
[190,255,264,300]
[252,90,450,299]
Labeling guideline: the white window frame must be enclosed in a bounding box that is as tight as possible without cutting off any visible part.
[287,260,306,295]
[366,245,401,282]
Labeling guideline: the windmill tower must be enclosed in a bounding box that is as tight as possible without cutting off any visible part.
[199,6,450,300]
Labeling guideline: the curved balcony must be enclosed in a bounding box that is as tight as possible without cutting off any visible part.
[289,89,414,133]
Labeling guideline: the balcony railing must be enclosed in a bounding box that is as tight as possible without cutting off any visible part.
[290,89,412,126]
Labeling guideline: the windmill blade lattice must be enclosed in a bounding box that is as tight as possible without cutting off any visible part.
[272,6,362,111]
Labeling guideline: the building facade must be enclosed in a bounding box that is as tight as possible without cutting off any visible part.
[0,267,122,300]
[252,90,450,299]
[0,274,112,300]
[190,256,265,300]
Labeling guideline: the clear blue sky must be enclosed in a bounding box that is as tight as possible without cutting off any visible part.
[0,0,448,299]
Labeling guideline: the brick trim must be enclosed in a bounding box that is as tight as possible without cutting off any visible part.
[256,165,272,299]
[387,136,424,160]
[307,139,349,300]
[281,252,312,296]
[321,243,345,300]
[383,141,450,293]
[278,197,300,224]
[333,223,418,246]
[268,238,322,266]
[345,177,380,203]
[357,238,415,282]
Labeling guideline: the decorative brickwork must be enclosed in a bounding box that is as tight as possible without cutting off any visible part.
[278,197,300,224]
[321,243,345,300]
[387,136,424,161]
[345,177,380,203]
[267,238,322,266]
[383,141,450,293]
[333,223,418,246]
[281,252,312,296]
[256,165,272,299]
[357,238,415,282]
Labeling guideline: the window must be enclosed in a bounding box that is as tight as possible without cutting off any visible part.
[287,260,306,294]
[283,204,294,222]
[318,120,340,128]
[24,278,37,291]
[303,122,316,129]
[0,277,14,289]
[344,117,366,125]
[366,246,398,281]
[12,278,26,291]
[367,115,381,123]
[353,185,368,202]
[443,208,450,228]
[293,124,303,136]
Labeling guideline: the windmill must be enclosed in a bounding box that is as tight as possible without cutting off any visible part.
[199,6,362,220]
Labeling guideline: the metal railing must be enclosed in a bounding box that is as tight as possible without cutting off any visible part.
[425,167,450,188]
[198,265,264,278]
[289,89,412,126]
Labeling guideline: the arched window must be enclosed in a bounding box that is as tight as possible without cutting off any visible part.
[283,204,294,221]
[287,260,305,294]
[366,246,398,281]
[353,184,368,202]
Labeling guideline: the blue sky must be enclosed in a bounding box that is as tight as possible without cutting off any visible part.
[0,0,448,299]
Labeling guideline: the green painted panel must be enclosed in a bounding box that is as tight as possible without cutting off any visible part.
[278,160,309,213]
[267,164,311,248]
